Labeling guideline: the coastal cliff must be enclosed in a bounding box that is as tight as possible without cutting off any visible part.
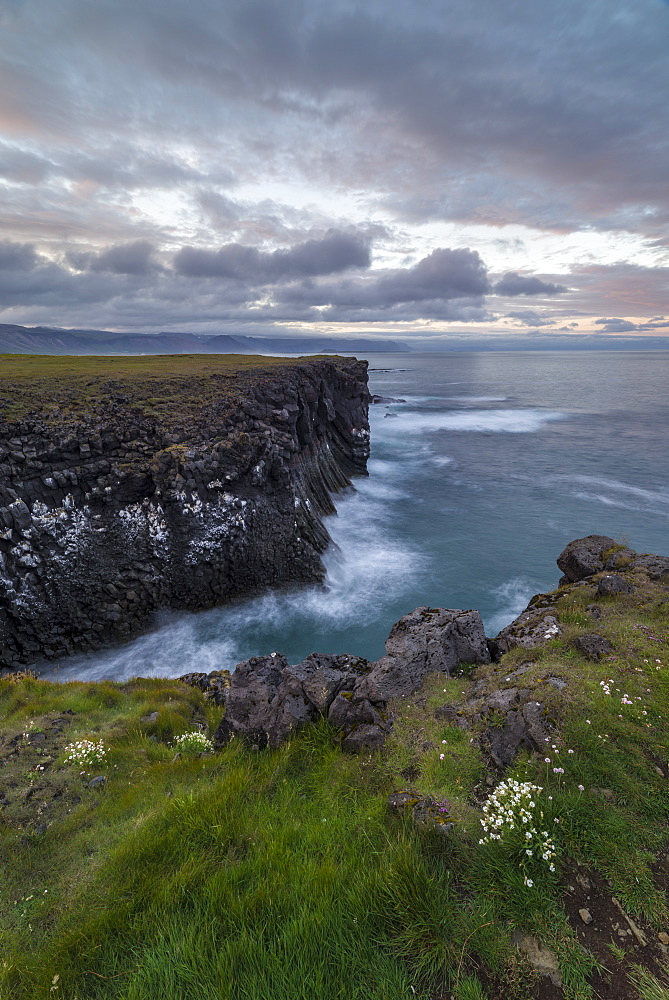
[0,354,370,668]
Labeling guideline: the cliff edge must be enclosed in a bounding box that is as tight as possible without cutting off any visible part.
[0,353,369,668]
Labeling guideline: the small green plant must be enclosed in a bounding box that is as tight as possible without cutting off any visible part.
[454,974,488,1000]
[172,730,214,754]
[62,739,107,767]
[606,941,627,962]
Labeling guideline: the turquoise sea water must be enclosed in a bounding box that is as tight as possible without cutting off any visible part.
[40,350,669,682]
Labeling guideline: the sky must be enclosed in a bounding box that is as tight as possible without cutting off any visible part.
[1,0,669,347]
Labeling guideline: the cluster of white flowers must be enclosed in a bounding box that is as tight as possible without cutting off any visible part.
[173,731,214,754]
[479,779,557,884]
[63,739,107,767]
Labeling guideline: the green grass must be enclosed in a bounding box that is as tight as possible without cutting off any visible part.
[0,352,353,423]
[1,568,668,999]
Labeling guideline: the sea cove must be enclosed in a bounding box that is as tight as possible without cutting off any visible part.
[37,348,669,683]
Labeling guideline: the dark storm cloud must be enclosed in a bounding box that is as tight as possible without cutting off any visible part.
[494,273,567,297]
[87,240,156,275]
[0,237,490,329]
[505,310,553,327]
[1,0,668,331]
[0,239,38,270]
[271,248,490,322]
[173,231,371,281]
[593,316,669,334]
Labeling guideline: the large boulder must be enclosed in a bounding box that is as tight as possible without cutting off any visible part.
[494,610,562,655]
[356,607,490,702]
[556,535,619,583]
[573,633,615,661]
[557,536,669,587]
[213,653,308,749]
[595,574,634,597]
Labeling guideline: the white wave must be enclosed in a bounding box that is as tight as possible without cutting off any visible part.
[571,491,669,517]
[367,458,402,476]
[485,576,537,636]
[431,456,454,467]
[38,479,424,683]
[567,475,669,507]
[376,408,566,435]
[445,395,509,403]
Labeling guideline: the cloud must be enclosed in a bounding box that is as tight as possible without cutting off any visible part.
[505,310,553,327]
[88,240,156,276]
[494,272,567,296]
[565,263,669,318]
[276,247,488,310]
[173,230,371,281]
[0,238,38,270]
[594,317,639,333]
[0,236,492,331]
[0,0,667,333]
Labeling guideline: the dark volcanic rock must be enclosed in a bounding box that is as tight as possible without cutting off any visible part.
[214,653,301,749]
[0,357,370,668]
[356,607,490,703]
[557,535,618,583]
[632,553,669,579]
[494,611,562,655]
[341,724,387,752]
[179,670,231,705]
[483,700,553,768]
[214,607,490,751]
[214,651,383,750]
[555,534,665,585]
[574,634,615,660]
[596,574,634,597]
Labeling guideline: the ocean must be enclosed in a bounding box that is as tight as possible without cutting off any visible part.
[39,350,669,682]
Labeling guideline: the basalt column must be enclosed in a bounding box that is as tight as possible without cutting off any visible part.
[0,355,370,668]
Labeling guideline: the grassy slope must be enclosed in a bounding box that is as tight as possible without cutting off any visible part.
[1,569,668,1000]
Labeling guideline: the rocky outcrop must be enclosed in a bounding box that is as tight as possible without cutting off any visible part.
[492,593,563,656]
[493,535,669,656]
[213,606,491,750]
[0,355,369,668]
[213,651,379,749]
[355,607,490,702]
[557,534,669,585]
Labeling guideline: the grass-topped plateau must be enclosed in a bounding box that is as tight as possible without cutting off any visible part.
[1,563,668,999]
[0,352,350,425]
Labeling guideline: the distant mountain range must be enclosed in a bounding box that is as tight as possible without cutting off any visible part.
[0,323,408,356]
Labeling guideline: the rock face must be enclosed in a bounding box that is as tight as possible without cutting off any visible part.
[214,607,491,750]
[493,591,563,656]
[0,355,369,668]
